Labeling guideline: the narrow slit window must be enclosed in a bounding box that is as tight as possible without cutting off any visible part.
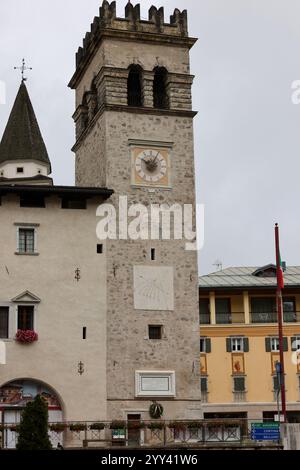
[97,244,103,254]
[151,248,155,261]
[83,327,87,340]
[61,198,87,210]
[20,195,45,208]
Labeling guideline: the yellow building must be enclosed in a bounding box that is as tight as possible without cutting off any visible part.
[199,265,300,422]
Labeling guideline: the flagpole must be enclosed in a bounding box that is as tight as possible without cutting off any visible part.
[275,223,287,422]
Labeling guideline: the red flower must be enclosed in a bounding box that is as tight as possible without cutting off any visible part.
[15,330,38,344]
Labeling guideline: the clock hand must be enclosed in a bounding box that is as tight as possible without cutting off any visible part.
[152,152,160,165]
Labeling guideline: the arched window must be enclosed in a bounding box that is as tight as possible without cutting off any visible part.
[153,67,169,109]
[127,65,143,107]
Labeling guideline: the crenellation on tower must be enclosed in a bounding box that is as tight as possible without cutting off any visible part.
[99,0,117,22]
[148,6,164,31]
[71,1,195,85]
[70,3,196,146]
[170,8,188,35]
[125,2,141,25]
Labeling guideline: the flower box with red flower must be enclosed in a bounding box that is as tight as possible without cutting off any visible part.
[15,330,38,344]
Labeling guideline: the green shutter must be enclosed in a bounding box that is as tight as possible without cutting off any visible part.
[226,338,232,352]
[234,377,245,392]
[200,378,208,392]
[243,337,249,352]
[273,376,279,391]
[283,337,288,352]
[265,337,271,352]
[206,338,211,353]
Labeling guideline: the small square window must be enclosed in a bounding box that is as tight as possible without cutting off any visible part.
[17,167,24,174]
[18,228,35,254]
[148,325,162,340]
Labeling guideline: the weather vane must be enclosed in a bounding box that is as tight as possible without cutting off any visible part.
[14,58,32,82]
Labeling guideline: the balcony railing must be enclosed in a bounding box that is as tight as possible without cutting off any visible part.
[216,313,232,324]
[215,313,245,324]
[199,313,211,324]
[200,311,300,325]
[233,391,246,403]
[251,311,300,324]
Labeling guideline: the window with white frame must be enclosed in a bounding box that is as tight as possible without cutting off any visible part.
[231,337,244,352]
[200,337,211,353]
[292,337,300,351]
[135,371,175,397]
[18,228,35,254]
[271,337,280,352]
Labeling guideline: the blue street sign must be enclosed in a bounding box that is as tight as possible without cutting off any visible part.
[251,423,280,441]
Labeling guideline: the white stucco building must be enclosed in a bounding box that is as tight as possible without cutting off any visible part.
[0,1,201,448]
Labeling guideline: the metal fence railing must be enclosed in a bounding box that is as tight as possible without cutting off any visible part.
[0,419,281,449]
[200,311,300,325]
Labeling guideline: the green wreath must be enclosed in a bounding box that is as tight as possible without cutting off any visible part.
[149,402,164,419]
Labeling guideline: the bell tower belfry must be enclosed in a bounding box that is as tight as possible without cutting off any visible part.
[69,1,202,420]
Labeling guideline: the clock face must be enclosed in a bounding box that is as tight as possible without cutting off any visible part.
[131,147,171,188]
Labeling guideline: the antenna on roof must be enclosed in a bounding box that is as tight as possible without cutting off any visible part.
[213,260,223,271]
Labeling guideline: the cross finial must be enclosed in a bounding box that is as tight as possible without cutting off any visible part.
[14,58,32,82]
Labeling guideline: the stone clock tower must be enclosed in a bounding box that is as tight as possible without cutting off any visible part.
[69,1,202,420]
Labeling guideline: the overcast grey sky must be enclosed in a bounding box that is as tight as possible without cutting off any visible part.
[0,0,299,274]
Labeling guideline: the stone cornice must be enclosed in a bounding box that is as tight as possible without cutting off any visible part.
[71,104,197,153]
